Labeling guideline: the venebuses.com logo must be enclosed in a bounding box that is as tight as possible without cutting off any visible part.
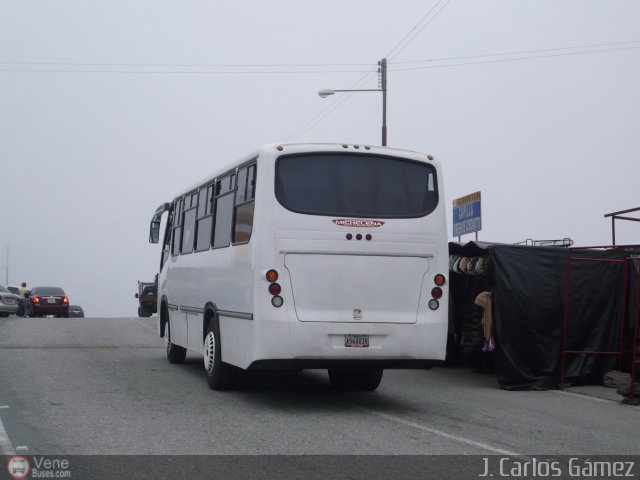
[6,456,30,479]
[6,456,72,479]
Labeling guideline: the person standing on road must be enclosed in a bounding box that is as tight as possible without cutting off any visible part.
[17,282,30,317]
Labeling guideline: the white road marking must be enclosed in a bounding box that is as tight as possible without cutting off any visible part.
[0,415,16,456]
[15,446,29,451]
[357,407,522,456]
[0,405,9,409]
[551,390,614,404]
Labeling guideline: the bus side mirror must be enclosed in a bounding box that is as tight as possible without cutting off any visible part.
[149,202,171,244]
[149,220,161,244]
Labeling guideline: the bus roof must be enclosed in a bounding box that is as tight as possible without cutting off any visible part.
[173,142,438,199]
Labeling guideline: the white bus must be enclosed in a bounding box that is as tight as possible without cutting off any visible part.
[148,143,448,391]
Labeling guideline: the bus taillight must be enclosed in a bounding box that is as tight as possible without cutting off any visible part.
[266,269,284,307]
[429,275,445,310]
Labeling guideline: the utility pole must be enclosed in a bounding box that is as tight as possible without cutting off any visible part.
[378,58,387,146]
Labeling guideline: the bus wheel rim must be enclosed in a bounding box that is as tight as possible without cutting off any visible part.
[204,331,216,374]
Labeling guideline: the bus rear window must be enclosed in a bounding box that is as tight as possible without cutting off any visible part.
[275,153,438,218]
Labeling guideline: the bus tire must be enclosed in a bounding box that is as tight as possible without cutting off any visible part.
[203,322,235,390]
[328,368,383,391]
[165,319,187,364]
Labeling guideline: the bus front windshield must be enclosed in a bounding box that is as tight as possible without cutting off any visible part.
[275,152,438,218]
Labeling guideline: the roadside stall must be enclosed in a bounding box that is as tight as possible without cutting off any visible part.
[448,241,637,390]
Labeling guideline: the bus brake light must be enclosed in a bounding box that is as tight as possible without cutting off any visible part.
[268,283,282,296]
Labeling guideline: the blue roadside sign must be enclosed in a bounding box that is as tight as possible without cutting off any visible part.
[452,191,481,237]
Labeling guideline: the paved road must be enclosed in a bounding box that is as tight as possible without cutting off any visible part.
[0,316,639,477]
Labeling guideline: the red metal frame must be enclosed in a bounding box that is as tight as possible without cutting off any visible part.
[631,258,640,401]
[604,207,640,246]
[560,245,640,398]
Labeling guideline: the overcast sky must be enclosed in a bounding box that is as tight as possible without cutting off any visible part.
[1,1,639,317]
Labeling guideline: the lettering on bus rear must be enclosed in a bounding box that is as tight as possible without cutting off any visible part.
[332,219,385,228]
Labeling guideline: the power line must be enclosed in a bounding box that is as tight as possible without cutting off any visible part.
[385,0,445,59]
[389,0,452,61]
[0,67,373,74]
[0,60,374,68]
[289,0,452,141]
[392,39,640,65]
[3,40,636,75]
[391,44,640,72]
[288,70,378,142]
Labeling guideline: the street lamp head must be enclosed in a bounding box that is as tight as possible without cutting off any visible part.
[318,89,335,98]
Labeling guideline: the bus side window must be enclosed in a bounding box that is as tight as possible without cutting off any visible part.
[212,173,235,249]
[171,198,184,257]
[195,183,214,252]
[181,192,198,255]
[233,163,256,244]
[161,209,173,270]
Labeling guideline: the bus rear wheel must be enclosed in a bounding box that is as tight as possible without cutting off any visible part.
[203,322,236,390]
[165,320,186,364]
[328,368,383,391]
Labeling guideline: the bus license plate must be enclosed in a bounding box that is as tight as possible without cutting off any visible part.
[345,334,369,348]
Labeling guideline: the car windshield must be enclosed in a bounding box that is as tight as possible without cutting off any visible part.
[0,286,9,293]
[32,287,66,296]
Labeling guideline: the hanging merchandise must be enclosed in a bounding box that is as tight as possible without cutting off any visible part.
[474,291,494,351]
[450,252,492,276]
[466,257,478,274]
[453,256,463,273]
[459,257,470,274]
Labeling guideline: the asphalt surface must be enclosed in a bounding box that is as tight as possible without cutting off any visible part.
[1,316,639,478]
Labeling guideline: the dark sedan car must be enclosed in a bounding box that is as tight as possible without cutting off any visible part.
[68,305,85,318]
[29,286,70,317]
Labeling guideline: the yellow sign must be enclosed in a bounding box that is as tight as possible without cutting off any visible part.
[452,191,481,208]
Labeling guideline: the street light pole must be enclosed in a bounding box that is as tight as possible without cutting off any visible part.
[318,57,388,146]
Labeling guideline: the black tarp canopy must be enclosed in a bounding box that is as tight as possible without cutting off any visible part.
[449,241,639,390]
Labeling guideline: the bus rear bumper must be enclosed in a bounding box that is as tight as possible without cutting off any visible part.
[235,316,448,370]
[246,358,442,370]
